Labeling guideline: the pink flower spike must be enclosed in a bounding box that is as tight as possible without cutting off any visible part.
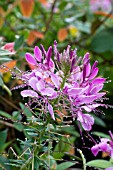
[48,103,55,120]
[34,46,42,62]
[26,53,37,65]
[21,90,38,98]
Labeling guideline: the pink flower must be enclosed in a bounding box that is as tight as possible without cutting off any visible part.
[90,0,112,12]
[91,132,113,158]
[106,167,113,170]
[16,41,107,123]
[2,42,15,54]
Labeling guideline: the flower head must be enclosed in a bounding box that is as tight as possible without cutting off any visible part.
[15,41,107,128]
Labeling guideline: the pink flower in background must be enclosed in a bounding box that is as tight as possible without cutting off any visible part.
[106,168,113,170]
[90,0,112,12]
[91,131,113,158]
[2,42,15,54]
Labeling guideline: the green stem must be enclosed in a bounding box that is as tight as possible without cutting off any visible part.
[3,84,12,96]
[48,124,51,168]
[32,152,34,170]
[61,75,67,89]
[77,149,86,170]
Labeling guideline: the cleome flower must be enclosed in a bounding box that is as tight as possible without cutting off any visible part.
[91,131,113,159]
[17,41,107,131]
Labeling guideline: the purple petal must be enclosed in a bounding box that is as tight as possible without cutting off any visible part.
[79,95,97,104]
[36,79,45,91]
[92,78,106,84]
[34,46,42,62]
[51,73,59,88]
[77,111,83,122]
[47,46,52,64]
[89,68,98,80]
[41,87,55,96]
[48,91,58,99]
[91,145,99,156]
[21,90,38,98]
[91,61,98,71]
[77,112,94,131]
[95,92,106,99]
[98,142,108,152]
[70,58,76,72]
[82,106,92,112]
[68,88,83,96]
[40,44,47,57]
[83,52,90,64]
[82,122,92,131]
[48,103,55,120]
[35,71,42,78]
[90,84,104,94]
[49,59,55,71]
[86,63,91,77]
[25,53,37,65]
[29,77,38,90]
[83,64,86,81]
[84,114,94,125]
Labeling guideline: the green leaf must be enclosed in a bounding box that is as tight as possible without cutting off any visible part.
[0,57,12,61]
[0,49,13,56]
[0,156,11,170]
[19,103,32,117]
[14,123,24,132]
[89,29,113,53]
[14,35,24,50]
[93,115,106,127]
[86,160,113,169]
[0,110,12,119]
[0,129,7,144]
[56,162,76,170]
[92,131,110,139]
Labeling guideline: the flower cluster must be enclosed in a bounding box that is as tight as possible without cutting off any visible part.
[90,0,112,12]
[19,41,106,131]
